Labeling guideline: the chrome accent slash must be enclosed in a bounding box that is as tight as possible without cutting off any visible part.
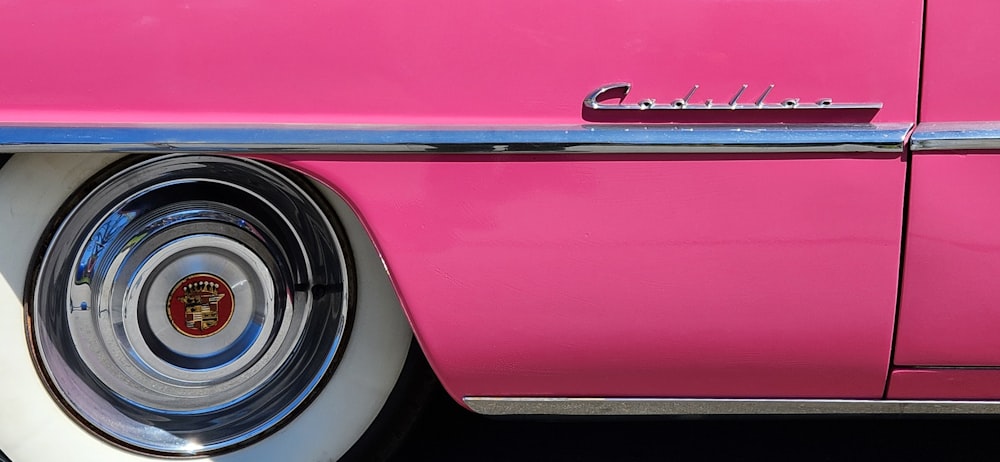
[583,82,883,111]
[0,124,911,154]
[911,122,1000,151]
[464,397,1000,415]
[728,84,748,108]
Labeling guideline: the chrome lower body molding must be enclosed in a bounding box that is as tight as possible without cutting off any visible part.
[463,397,1000,415]
[0,123,911,154]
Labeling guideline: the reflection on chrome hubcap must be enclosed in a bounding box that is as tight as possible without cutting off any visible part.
[28,155,351,456]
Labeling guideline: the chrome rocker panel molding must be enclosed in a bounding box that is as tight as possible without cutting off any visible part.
[0,123,911,154]
[911,122,1000,151]
[464,397,1000,415]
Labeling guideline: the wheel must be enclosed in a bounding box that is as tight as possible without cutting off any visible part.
[0,153,420,461]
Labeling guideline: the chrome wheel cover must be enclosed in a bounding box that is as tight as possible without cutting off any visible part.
[28,155,351,456]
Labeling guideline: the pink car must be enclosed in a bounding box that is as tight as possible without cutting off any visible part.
[0,0,996,460]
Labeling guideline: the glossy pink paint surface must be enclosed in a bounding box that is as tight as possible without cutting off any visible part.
[896,3,1000,367]
[0,0,925,400]
[895,152,1000,366]
[0,0,921,125]
[274,154,905,399]
[888,369,1000,400]
[920,1,1000,122]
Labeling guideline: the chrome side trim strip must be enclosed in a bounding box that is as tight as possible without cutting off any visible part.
[464,397,1000,415]
[911,122,1000,151]
[0,124,911,154]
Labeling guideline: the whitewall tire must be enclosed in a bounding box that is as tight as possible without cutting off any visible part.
[0,153,415,461]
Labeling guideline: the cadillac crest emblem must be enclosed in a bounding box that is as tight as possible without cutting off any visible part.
[167,273,235,338]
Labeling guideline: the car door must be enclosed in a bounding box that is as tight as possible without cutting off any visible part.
[890,0,1000,398]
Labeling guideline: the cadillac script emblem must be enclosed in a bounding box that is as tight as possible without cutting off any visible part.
[167,273,235,338]
[583,82,883,111]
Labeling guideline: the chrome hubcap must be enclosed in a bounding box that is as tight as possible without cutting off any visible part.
[29,155,351,455]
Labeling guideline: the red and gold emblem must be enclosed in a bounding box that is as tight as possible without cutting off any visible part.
[167,273,235,338]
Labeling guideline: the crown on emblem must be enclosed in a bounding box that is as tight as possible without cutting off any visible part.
[181,281,221,305]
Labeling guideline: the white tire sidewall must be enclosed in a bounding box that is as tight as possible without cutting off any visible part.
[0,153,412,462]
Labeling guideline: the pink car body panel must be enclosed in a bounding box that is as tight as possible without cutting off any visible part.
[0,0,930,403]
[888,370,1000,400]
[895,152,1000,367]
[885,0,1000,400]
[0,0,918,125]
[917,0,1000,124]
[278,154,905,400]
[894,0,1000,373]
